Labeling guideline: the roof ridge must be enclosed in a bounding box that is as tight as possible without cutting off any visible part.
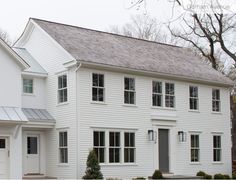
[30,17,183,49]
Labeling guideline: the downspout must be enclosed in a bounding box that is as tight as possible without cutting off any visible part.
[75,61,82,179]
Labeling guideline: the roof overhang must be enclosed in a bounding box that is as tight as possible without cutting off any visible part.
[0,38,30,70]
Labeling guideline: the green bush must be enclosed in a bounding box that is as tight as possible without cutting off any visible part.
[204,174,212,179]
[223,174,230,179]
[83,150,103,179]
[232,173,236,179]
[152,170,163,179]
[197,171,206,177]
[214,174,224,179]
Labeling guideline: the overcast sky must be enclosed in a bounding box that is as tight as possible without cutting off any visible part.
[0,0,177,41]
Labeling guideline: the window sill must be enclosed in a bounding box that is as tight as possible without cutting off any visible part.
[57,163,70,167]
[100,163,138,166]
[188,110,200,113]
[122,104,138,108]
[212,162,224,164]
[211,111,222,115]
[189,162,201,165]
[22,93,35,97]
[57,102,69,107]
[91,101,107,105]
[151,106,176,111]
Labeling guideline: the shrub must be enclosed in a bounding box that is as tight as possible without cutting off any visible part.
[204,174,212,179]
[223,174,230,179]
[83,150,103,179]
[232,173,236,179]
[152,170,163,179]
[214,174,224,179]
[197,171,206,177]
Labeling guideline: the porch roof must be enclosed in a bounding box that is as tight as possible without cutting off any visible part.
[22,108,55,123]
[0,106,28,122]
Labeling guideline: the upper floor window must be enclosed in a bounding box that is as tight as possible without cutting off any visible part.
[23,79,33,94]
[213,135,221,162]
[93,131,105,163]
[92,73,104,102]
[189,86,198,110]
[59,131,68,163]
[124,77,135,104]
[152,81,162,107]
[58,75,67,103]
[165,83,175,108]
[212,89,220,112]
[191,134,200,162]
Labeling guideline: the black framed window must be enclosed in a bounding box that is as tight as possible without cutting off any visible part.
[213,135,221,162]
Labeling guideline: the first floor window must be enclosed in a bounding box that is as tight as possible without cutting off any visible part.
[59,131,68,163]
[109,132,120,163]
[23,79,33,94]
[93,131,105,163]
[213,135,221,162]
[191,134,200,162]
[58,75,67,103]
[124,132,135,163]
[165,83,175,108]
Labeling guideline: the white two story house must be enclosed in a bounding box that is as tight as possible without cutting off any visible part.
[0,18,233,179]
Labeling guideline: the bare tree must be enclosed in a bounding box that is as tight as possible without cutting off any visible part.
[110,15,179,45]
[168,13,236,70]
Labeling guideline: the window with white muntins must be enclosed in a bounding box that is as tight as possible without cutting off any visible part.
[189,86,198,110]
[165,83,175,108]
[191,134,200,162]
[213,135,221,162]
[58,75,67,103]
[23,79,33,94]
[152,81,162,107]
[92,73,105,102]
[212,89,220,112]
[93,131,105,163]
[59,131,68,163]
[124,132,135,163]
[124,77,136,104]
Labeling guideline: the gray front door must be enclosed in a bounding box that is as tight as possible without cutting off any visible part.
[158,129,169,172]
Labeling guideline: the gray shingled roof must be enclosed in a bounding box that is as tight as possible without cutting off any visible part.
[32,18,233,86]
[13,47,47,75]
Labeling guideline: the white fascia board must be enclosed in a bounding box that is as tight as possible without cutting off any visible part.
[0,39,30,69]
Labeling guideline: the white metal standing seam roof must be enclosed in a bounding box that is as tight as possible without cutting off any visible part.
[0,107,28,122]
[22,108,55,122]
[13,47,47,75]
